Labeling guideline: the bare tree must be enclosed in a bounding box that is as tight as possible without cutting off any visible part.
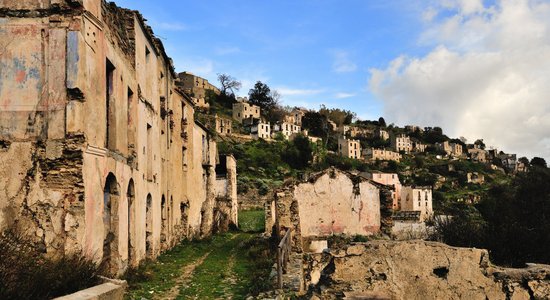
[217,73,241,96]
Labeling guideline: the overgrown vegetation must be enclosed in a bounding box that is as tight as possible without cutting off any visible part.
[432,166,550,266]
[0,229,103,300]
[126,210,272,299]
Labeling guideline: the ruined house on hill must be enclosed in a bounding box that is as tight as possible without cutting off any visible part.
[0,0,237,276]
[266,168,393,252]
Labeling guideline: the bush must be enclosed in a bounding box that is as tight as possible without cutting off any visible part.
[0,229,103,299]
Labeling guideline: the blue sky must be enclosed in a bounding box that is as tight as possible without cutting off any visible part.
[113,0,550,160]
[113,0,429,120]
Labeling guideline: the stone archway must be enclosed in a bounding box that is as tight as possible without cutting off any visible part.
[103,173,120,275]
[146,193,153,258]
[127,179,135,266]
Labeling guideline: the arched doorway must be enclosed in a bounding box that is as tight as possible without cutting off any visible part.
[127,179,135,266]
[146,193,153,257]
[103,173,120,275]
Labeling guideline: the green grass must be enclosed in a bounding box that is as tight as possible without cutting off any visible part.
[125,230,273,299]
[124,238,219,299]
[239,210,266,233]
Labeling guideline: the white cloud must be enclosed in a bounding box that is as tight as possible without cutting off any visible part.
[331,50,358,73]
[276,87,324,96]
[335,92,356,99]
[369,0,550,160]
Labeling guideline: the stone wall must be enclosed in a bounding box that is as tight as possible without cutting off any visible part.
[0,0,235,277]
[270,168,393,252]
[305,240,550,299]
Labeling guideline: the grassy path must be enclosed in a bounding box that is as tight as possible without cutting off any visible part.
[126,210,272,300]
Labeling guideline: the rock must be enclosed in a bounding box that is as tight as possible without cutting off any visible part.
[346,244,365,256]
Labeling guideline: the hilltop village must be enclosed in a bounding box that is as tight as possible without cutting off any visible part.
[1,1,550,299]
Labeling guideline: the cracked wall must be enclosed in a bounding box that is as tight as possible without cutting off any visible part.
[0,0,235,277]
[306,240,550,300]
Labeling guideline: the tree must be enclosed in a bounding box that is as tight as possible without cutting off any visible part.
[474,139,486,149]
[530,157,547,168]
[283,135,313,170]
[217,73,241,96]
[378,117,386,127]
[301,111,328,137]
[318,105,356,127]
[248,81,279,113]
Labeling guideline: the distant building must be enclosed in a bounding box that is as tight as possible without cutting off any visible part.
[437,141,463,157]
[349,126,373,138]
[405,125,422,132]
[364,172,402,210]
[400,186,433,221]
[468,148,487,163]
[467,172,485,184]
[273,122,301,139]
[190,96,210,109]
[290,107,307,126]
[391,134,412,153]
[232,98,261,123]
[214,115,232,135]
[499,153,517,173]
[177,72,220,100]
[338,137,361,159]
[375,128,390,141]
[363,148,402,162]
[251,121,271,140]
[413,141,427,153]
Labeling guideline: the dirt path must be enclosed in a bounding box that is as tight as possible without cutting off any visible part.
[153,252,211,300]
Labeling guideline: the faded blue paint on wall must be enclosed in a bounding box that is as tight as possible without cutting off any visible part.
[66,31,80,89]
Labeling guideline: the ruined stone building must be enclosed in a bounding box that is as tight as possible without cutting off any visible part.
[0,0,237,276]
[362,147,402,162]
[177,71,220,101]
[391,134,412,154]
[266,168,393,252]
[214,114,232,136]
[338,136,361,159]
[362,172,402,210]
[250,121,271,140]
[437,141,463,157]
[232,98,260,123]
[375,128,389,141]
[400,186,433,221]
[273,121,301,140]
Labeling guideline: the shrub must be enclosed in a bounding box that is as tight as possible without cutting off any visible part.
[0,229,103,300]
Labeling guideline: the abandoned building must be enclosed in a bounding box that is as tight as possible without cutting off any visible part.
[338,136,361,159]
[400,186,433,221]
[362,147,402,162]
[0,0,237,276]
[391,134,413,154]
[266,168,393,252]
[362,171,402,209]
[177,71,220,101]
[232,97,261,123]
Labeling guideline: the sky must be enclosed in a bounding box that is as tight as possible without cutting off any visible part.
[113,0,550,161]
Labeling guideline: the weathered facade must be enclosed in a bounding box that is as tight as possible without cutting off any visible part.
[232,98,260,123]
[400,186,433,221]
[267,169,393,252]
[338,136,361,159]
[363,147,402,162]
[0,0,236,276]
[363,172,401,210]
[391,134,412,153]
[176,71,220,101]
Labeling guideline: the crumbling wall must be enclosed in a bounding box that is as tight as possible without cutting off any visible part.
[293,170,381,237]
[307,240,550,300]
[0,136,85,257]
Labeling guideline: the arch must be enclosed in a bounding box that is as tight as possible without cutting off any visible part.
[146,193,153,257]
[126,179,135,266]
[103,173,120,275]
